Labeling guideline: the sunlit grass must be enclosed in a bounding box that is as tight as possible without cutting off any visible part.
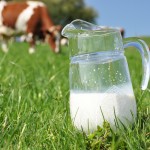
[0,38,149,149]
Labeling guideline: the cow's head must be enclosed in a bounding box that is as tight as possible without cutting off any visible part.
[45,25,61,53]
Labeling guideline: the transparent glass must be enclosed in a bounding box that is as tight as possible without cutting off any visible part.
[62,19,150,133]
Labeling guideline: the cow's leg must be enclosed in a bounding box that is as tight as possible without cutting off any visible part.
[0,35,9,53]
[1,41,8,53]
[26,33,36,54]
[28,42,35,54]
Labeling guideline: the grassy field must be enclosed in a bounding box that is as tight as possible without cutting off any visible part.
[0,37,149,149]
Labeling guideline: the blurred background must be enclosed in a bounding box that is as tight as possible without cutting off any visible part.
[3,0,97,27]
[3,0,150,38]
[85,0,150,37]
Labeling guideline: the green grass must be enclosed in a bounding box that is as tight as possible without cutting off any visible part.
[0,37,149,149]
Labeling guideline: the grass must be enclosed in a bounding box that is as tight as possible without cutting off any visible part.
[0,37,149,149]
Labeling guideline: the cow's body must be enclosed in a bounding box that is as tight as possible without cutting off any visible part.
[0,1,61,53]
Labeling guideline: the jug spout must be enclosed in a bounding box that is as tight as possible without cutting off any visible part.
[61,19,102,38]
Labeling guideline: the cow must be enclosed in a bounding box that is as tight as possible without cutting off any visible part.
[0,1,61,53]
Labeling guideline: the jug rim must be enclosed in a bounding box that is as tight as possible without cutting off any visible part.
[62,26,120,38]
[61,19,120,38]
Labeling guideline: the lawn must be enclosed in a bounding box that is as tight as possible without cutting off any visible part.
[0,37,149,149]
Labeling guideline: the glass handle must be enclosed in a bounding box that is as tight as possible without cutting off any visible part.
[123,37,150,90]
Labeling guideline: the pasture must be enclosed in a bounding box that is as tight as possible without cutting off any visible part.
[0,38,149,149]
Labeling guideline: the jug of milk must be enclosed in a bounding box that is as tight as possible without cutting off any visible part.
[62,19,150,133]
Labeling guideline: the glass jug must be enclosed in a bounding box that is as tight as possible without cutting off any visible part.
[62,19,150,133]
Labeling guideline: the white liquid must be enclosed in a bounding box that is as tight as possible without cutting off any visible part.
[70,85,137,133]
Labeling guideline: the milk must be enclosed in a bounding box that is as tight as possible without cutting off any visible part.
[70,84,137,133]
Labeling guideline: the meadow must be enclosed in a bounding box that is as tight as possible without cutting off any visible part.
[0,37,149,149]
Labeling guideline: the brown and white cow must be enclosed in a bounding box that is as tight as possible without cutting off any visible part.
[0,1,61,53]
